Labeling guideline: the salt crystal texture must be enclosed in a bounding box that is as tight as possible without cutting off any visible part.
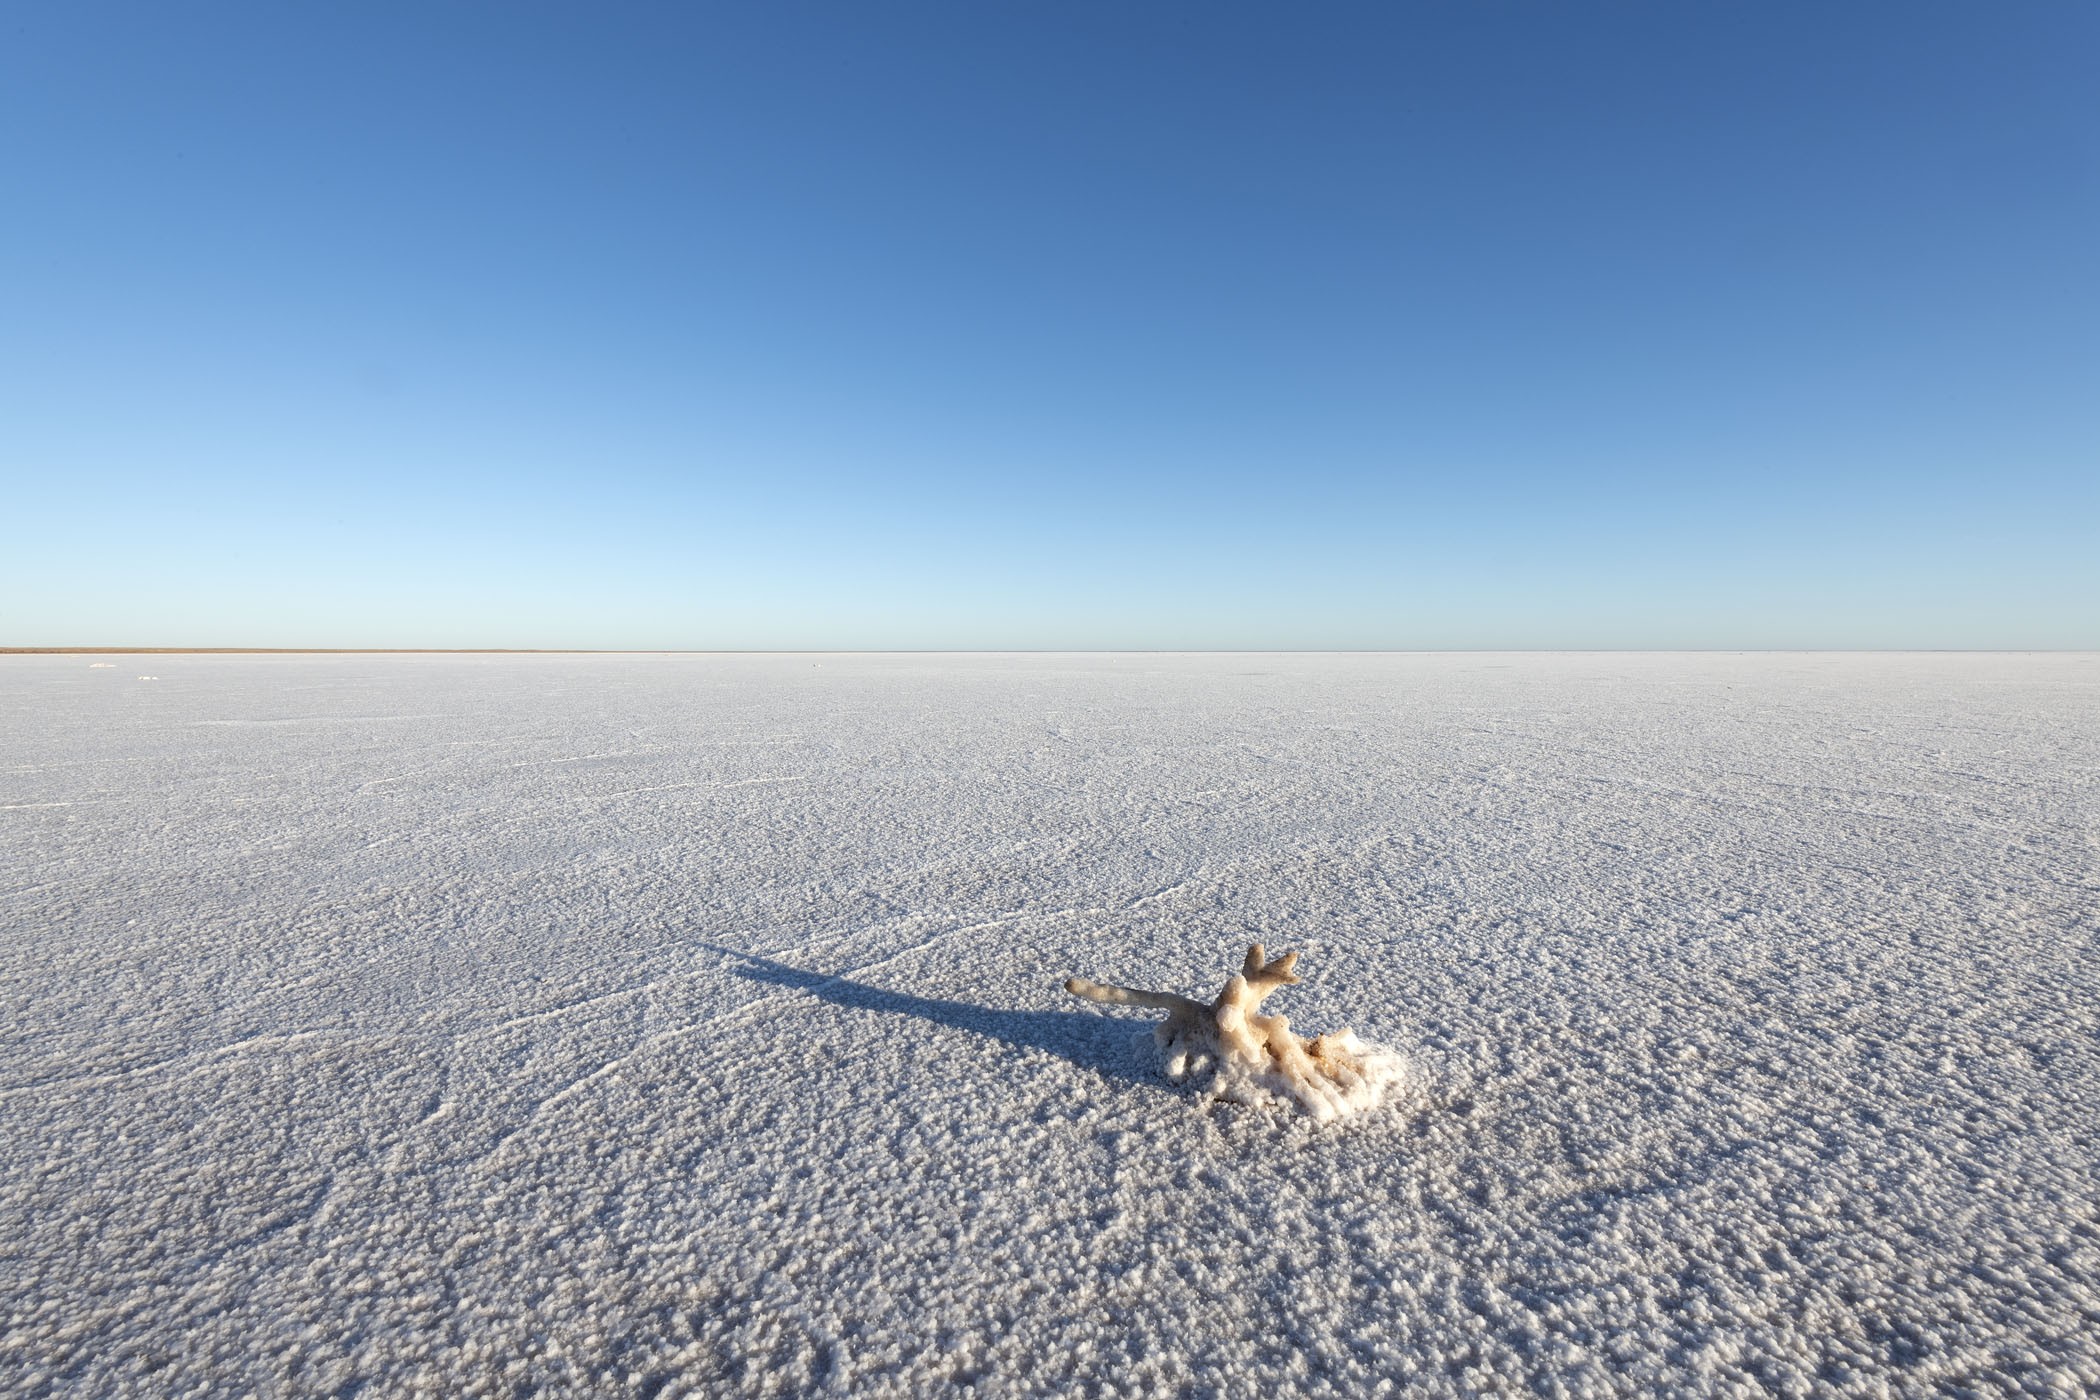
[3,652,2096,1397]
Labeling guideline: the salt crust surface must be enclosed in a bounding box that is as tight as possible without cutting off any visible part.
[2,652,2096,1397]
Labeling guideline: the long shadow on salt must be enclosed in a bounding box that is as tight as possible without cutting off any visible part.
[721,949,1169,1093]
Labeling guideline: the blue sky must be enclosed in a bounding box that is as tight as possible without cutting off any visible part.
[4,2,2094,648]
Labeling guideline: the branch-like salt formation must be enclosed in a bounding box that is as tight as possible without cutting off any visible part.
[1065,945,1406,1121]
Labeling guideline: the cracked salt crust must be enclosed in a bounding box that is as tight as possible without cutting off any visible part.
[2,651,2097,1396]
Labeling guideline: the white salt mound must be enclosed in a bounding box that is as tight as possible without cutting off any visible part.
[1161,1028,1414,1121]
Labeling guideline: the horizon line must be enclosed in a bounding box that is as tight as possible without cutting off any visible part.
[6,647,2094,657]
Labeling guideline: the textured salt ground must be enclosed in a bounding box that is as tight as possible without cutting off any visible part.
[2,652,2096,1398]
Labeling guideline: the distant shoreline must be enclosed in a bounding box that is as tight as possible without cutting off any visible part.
[4,646,2091,656]
[0,647,632,655]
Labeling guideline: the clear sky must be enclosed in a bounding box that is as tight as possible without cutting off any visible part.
[4,2,2095,649]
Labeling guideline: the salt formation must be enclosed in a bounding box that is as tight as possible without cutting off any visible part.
[1066,944,1406,1121]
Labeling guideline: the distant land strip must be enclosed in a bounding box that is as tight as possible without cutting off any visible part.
[1,647,641,655]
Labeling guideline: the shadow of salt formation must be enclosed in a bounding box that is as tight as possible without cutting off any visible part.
[716,948,1169,1093]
